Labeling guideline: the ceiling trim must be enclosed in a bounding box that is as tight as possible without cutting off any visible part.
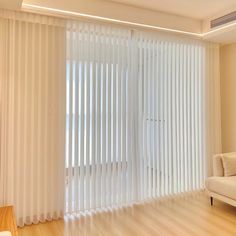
[22,3,202,37]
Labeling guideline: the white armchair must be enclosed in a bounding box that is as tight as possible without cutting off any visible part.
[206,152,236,207]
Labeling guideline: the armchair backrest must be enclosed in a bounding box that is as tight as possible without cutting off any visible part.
[213,152,236,177]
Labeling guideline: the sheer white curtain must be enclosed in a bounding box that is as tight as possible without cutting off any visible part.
[66,21,138,213]
[0,10,66,227]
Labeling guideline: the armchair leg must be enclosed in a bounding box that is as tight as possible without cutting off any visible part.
[210,197,213,206]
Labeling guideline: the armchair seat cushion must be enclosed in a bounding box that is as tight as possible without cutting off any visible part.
[206,176,236,200]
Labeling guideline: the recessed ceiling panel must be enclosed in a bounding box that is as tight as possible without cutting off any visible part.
[106,0,236,20]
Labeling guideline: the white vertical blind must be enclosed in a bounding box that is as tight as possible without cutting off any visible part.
[138,33,221,199]
[66,22,137,213]
[0,11,66,227]
[0,10,222,224]
[66,23,221,214]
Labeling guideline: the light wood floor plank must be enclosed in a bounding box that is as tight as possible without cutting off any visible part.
[18,192,236,236]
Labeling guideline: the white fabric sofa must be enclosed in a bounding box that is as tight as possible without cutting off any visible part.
[206,152,236,206]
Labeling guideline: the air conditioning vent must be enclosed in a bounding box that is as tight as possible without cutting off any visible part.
[211,11,236,28]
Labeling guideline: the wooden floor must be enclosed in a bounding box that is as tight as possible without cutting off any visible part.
[18,192,236,236]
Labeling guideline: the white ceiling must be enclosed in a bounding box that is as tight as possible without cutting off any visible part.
[107,0,236,20]
[8,0,236,44]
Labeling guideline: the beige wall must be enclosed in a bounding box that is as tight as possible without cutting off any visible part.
[0,0,22,9]
[220,43,236,152]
